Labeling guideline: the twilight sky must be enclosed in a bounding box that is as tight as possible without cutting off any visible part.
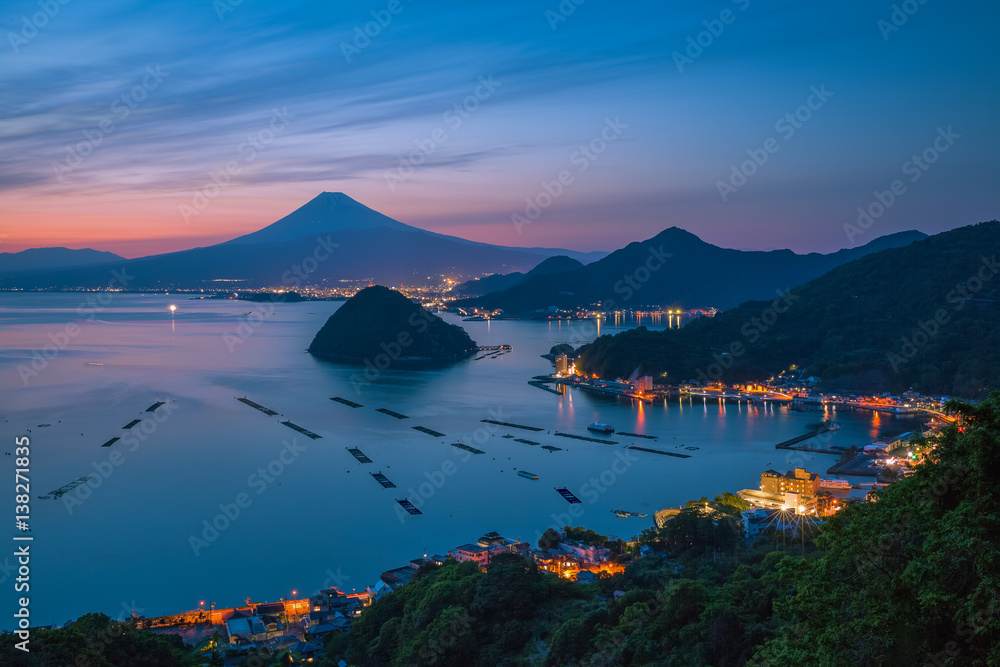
[1,0,998,258]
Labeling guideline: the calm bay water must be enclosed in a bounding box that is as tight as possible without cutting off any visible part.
[0,293,924,627]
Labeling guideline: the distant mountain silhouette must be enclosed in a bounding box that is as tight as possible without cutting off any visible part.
[309,285,476,365]
[0,194,603,289]
[0,247,123,273]
[453,255,585,296]
[575,221,1000,397]
[457,228,928,312]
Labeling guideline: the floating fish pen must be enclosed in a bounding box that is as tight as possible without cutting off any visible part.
[371,472,396,488]
[377,408,409,419]
[41,476,93,499]
[514,438,540,446]
[330,397,363,408]
[280,421,322,439]
[555,487,582,503]
[413,426,445,437]
[347,447,372,463]
[541,445,563,452]
[480,419,543,432]
[626,445,690,459]
[617,432,658,439]
[145,401,166,412]
[237,397,278,416]
[554,431,617,445]
[518,470,539,480]
[101,437,120,448]
[396,499,423,515]
[450,442,484,455]
[122,419,142,430]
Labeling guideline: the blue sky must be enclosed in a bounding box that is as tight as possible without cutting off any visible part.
[1,0,998,256]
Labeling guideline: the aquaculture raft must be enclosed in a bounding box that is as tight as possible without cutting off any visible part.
[330,397,363,408]
[554,431,617,445]
[413,426,445,437]
[145,401,166,412]
[396,499,423,515]
[376,408,409,419]
[450,442,485,455]
[347,447,372,463]
[236,397,278,416]
[626,445,690,459]
[371,472,396,488]
[281,421,322,439]
[480,419,543,432]
[122,419,142,429]
[555,487,582,504]
[101,437,119,448]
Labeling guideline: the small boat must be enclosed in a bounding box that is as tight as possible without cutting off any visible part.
[588,422,615,433]
[611,509,648,518]
[518,470,539,480]
[826,422,841,431]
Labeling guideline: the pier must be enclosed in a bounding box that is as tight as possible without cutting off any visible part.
[377,408,409,419]
[554,431,617,445]
[371,472,396,488]
[330,396,363,408]
[450,442,485,455]
[101,437,119,447]
[774,426,836,452]
[280,421,322,439]
[396,499,423,515]
[555,487,582,503]
[413,426,445,437]
[626,445,690,459]
[237,397,278,416]
[347,447,372,463]
[481,419,543,432]
[528,380,562,395]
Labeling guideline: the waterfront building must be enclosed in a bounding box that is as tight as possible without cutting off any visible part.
[761,467,821,497]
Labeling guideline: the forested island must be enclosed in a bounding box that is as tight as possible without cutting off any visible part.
[308,285,477,365]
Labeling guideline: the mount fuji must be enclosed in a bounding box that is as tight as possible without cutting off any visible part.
[0,193,605,289]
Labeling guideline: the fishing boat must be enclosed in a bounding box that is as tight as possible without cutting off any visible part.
[587,422,615,433]
[517,470,539,480]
